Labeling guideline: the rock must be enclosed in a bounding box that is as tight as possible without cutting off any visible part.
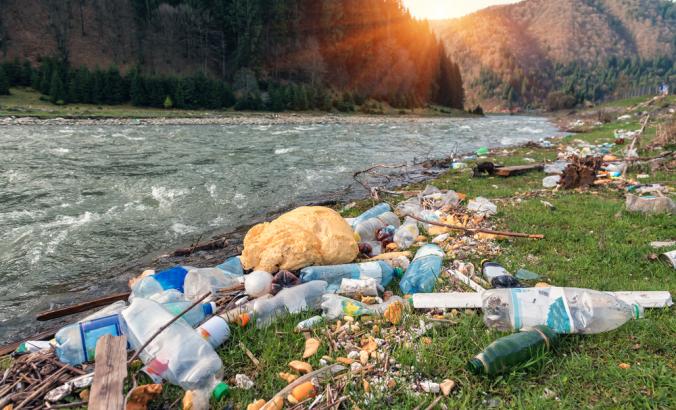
[288,360,313,374]
[303,338,321,359]
[350,362,363,372]
[440,379,455,396]
[235,374,254,390]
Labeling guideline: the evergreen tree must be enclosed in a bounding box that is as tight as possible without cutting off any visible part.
[49,71,66,103]
[129,69,146,106]
[21,61,33,86]
[0,67,10,95]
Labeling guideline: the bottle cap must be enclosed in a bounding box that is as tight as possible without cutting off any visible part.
[197,316,231,348]
[212,382,229,400]
[238,313,251,327]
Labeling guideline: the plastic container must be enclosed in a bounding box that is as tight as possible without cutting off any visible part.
[241,281,328,328]
[482,262,521,288]
[121,298,226,394]
[216,256,244,276]
[393,217,420,250]
[162,301,217,327]
[321,294,406,321]
[354,212,400,242]
[481,287,644,334]
[399,244,444,295]
[196,316,231,348]
[130,266,191,299]
[183,268,242,301]
[467,325,558,375]
[351,203,391,227]
[55,301,128,365]
[299,261,394,290]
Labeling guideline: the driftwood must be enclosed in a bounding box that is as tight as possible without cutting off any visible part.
[172,237,227,256]
[404,213,544,239]
[495,163,544,177]
[560,156,603,189]
[89,335,128,410]
[37,292,131,322]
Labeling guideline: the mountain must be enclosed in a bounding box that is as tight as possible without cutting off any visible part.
[432,0,676,110]
[0,0,464,111]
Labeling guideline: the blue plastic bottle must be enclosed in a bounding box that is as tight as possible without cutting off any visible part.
[131,266,190,299]
[299,261,394,291]
[351,203,391,226]
[216,256,244,276]
[399,244,444,294]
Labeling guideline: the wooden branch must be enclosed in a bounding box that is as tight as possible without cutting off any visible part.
[623,115,651,178]
[37,292,131,321]
[14,367,69,410]
[128,291,211,364]
[261,364,346,409]
[172,238,227,256]
[89,335,128,410]
[404,213,544,239]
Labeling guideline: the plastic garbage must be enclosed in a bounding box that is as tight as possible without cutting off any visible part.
[395,197,424,218]
[271,270,301,294]
[338,277,380,297]
[399,244,444,295]
[240,206,358,273]
[420,188,461,209]
[482,262,522,288]
[130,266,191,299]
[162,301,217,327]
[354,212,400,242]
[196,316,231,348]
[481,287,644,334]
[239,281,328,328]
[320,294,406,321]
[467,197,497,217]
[244,270,274,297]
[544,161,568,174]
[542,175,560,188]
[300,261,394,290]
[467,325,558,376]
[216,256,244,276]
[659,250,676,269]
[55,301,128,365]
[296,316,324,331]
[393,217,420,250]
[148,289,186,304]
[452,162,467,169]
[625,194,676,214]
[15,340,52,355]
[476,147,489,156]
[351,203,391,226]
[358,241,382,257]
[121,298,228,402]
[515,269,540,281]
[184,268,242,301]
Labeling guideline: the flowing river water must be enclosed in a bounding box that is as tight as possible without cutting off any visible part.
[0,115,563,342]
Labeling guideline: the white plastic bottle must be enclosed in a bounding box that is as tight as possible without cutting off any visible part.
[354,212,400,241]
[481,287,644,334]
[241,281,328,328]
[393,217,420,249]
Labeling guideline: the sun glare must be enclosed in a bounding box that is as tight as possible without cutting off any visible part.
[403,0,522,20]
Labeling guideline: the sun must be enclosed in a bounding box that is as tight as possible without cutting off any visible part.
[402,0,456,20]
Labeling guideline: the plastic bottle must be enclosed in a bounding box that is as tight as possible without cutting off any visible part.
[320,294,406,321]
[481,287,644,334]
[351,203,391,226]
[183,268,242,301]
[162,301,217,327]
[130,266,192,299]
[467,325,558,375]
[393,217,420,250]
[55,301,128,365]
[358,241,382,257]
[482,262,521,288]
[399,244,444,295]
[196,316,231,348]
[121,298,228,398]
[216,256,244,276]
[239,281,328,328]
[354,212,400,242]
[299,261,394,290]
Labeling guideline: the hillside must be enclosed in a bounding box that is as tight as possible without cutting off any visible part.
[0,0,464,111]
[432,0,676,110]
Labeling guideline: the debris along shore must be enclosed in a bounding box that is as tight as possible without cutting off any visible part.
[1,95,674,409]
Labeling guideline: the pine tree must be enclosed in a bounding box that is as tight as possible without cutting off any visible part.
[21,61,33,86]
[49,71,66,104]
[129,69,146,106]
[0,67,10,95]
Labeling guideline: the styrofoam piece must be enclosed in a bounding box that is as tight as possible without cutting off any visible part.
[447,269,485,292]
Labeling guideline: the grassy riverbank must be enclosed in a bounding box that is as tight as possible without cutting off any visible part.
[0,87,464,119]
[187,96,671,409]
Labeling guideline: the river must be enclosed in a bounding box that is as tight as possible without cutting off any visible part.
[0,115,562,342]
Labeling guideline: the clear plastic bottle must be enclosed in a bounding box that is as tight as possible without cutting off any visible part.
[183,268,242,301]
[240,281,328,328]
[399,244,444,295]
[162,301,217,327]
[55,301,128,365]
[320,294,406,321]
[482,262,521,288]
[130,266,192,299]
[351,203,391,226]
[354,212,400,242]
[299,261,394,290]
[121,298,227,395]
[215,256,244,276]
[481,287,644,334]
[467,325,558,375]
[393,217,420,249]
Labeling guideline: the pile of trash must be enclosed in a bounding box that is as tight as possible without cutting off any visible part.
[1,189,672,409]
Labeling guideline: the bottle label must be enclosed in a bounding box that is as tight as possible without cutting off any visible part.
[511,288,575,333]
[78,315,123,362]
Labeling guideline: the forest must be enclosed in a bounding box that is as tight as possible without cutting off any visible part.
[0,0,465,111]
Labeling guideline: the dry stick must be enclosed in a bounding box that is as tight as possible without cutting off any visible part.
[14,367,69,410]
[424,396,443,410]
[261,364,346,408]
[404,213,544,239]
[239,342,260,368]
[46,401,86,409]
[622,115,651,178]
[127,291,212,364]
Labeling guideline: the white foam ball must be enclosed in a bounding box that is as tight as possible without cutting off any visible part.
[244,270,273,297]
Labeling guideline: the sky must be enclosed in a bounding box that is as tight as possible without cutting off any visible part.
[402,0,522,20]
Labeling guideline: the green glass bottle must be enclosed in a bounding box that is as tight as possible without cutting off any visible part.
[467,325,558,375]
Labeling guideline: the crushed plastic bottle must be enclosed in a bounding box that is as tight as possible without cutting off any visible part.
[467,325,558,375]
[121,298,227,398]
[351,203,391,227]
[320,294,406,321]
[239,281,328,328]
[393,217,420,250]
[482,287,644,334]
[130,266,192,300]
[183,268,242,301]
[299,261,394,290]
[482,262,522,288]
[399,244,444,294]
[338,277,380,297]
[354,212,400,242]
